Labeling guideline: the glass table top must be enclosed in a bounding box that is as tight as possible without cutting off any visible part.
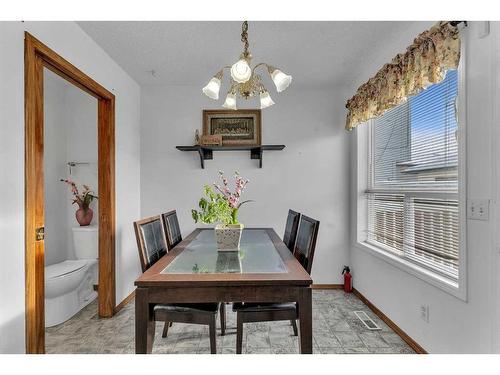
[161,229,287,274]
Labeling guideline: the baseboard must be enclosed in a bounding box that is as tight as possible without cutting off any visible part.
[311,284,344,289]
[352,288,427,354]
[114,290,135,314]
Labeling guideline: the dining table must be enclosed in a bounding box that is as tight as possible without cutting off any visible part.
[134,227,313,354]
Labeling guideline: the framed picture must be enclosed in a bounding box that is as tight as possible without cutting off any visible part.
[203,109,261,146]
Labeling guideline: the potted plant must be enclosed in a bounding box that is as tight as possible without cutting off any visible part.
[192,171,251,251]
[61,179,98,226]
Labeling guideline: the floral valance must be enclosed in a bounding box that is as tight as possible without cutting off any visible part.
[345,21,461,131]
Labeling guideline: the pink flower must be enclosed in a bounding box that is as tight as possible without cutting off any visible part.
[228,195,238,208]
[61,179,97,204]
[61,179,80,196]
[213,170,250,209]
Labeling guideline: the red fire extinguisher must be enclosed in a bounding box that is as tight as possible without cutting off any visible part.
[342,266,352,293]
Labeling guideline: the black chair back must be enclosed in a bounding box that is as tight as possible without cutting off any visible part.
[162,210,182,250]
[283,209,301,252]
[134,215,168,272]
[293,215,320,274]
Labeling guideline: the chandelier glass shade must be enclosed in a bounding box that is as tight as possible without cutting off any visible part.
[222,92,237,110]
[202,21,292,110]
[230,58,252,83]
[259,91,275,109]
[202,76,222,100]
[270,69,293,93]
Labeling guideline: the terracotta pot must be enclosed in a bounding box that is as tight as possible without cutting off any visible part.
[76,207,93,226]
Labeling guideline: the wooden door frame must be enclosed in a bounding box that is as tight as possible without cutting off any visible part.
[25,32,116,354]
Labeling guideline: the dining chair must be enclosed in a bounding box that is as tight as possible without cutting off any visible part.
[283,209,301,252]
[232,215,320,354]
[161,210,182,250]
[134,215,225,354]
[292,215,320,274]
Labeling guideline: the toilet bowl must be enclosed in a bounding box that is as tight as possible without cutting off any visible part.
[45,226,98,327]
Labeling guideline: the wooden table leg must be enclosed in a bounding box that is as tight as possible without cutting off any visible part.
[220,302,226,336]
[297,287,312,354]
[135,287,155,354]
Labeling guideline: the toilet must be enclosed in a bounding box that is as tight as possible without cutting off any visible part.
[45,226,98,327]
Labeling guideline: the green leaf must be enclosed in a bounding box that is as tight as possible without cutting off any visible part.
[191,209,199,223]
[199,198,208,210]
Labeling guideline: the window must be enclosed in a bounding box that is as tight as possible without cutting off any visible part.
[365,70,461,282]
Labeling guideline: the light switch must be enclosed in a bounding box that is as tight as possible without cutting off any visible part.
[467,199,490,221]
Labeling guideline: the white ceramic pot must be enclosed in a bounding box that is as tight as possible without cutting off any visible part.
[214,224,243,251]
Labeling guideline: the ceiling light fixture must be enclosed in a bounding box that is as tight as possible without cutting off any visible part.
[202,21,292,110]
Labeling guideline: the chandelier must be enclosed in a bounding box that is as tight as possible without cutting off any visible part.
[202,21,292,110]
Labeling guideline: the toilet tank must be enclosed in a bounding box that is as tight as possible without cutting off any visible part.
[72,226,98,259]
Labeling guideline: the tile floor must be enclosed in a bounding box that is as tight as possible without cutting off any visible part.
[45,289,415,354]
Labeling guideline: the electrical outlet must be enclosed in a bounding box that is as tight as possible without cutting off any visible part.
[420,305,429,323]
[467,199,490,221]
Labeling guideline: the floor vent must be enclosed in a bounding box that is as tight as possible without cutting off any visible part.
[354,311,381,330]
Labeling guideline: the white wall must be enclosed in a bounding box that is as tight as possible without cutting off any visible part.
[44,72,70,266]
[0,21,141,353]
[348,22,500,353]
[140,85,350,284]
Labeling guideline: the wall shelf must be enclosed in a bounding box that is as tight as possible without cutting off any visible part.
[176,145,285,169]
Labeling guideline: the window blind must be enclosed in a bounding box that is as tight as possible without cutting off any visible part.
[370,70,458,190]
[366,70,460,280]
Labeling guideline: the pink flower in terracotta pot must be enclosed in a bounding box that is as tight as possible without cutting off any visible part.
[60,179,98,226]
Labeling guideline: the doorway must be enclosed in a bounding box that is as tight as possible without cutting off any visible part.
[24,32,116,354]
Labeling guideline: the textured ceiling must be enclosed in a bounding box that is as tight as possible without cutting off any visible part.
[77,21,426,87]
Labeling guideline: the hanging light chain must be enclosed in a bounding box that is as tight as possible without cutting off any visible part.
[241,21,249,56]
